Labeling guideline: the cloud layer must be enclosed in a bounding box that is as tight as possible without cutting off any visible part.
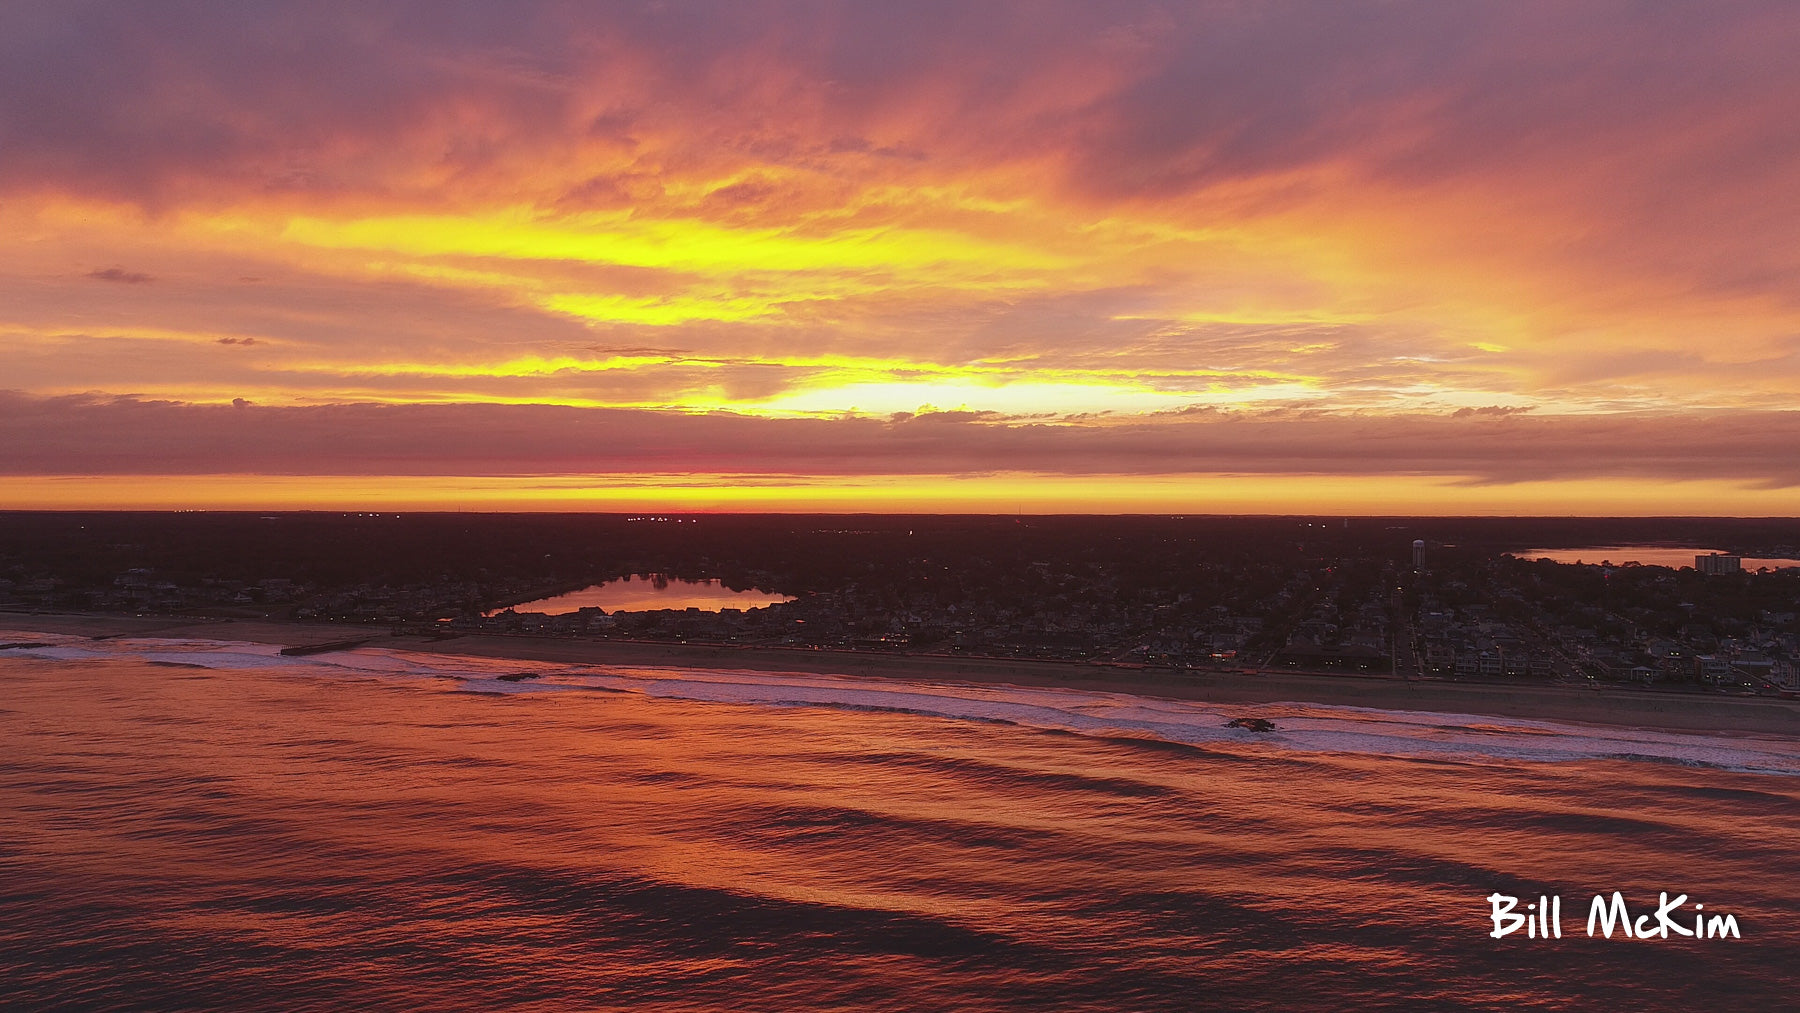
[4,3,1800,509]
[7,393,1800,490]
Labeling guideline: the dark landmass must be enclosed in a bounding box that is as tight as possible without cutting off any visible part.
[2,511,1798,707]
[1226,717,1277,732]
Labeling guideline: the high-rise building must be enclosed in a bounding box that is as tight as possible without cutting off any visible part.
[1695,552,1741,575]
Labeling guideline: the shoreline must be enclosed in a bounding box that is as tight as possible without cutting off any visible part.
[6,611,1800,737]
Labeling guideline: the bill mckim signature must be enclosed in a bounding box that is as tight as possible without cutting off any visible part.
[1487,892,1741,940]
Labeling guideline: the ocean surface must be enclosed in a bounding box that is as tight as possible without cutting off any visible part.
[3,631,1797,1010]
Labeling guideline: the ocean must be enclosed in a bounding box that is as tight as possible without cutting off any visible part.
[3,631,1797,1010]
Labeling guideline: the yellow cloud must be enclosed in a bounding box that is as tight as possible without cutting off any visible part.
[543,292,783,325]
[274,208,1070,275]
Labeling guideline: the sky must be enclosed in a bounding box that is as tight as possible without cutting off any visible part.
[4,1,1800,513]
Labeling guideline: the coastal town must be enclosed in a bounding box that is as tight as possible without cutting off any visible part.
[3,512,1798,696]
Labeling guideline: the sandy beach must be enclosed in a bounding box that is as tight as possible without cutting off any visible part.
[7,610,1799,737]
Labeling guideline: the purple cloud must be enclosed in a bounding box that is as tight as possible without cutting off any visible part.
[4,392,1800,487]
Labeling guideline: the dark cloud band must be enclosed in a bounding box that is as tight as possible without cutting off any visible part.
[4,392,1798,487]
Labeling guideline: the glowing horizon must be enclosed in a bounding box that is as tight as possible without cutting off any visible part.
[11,472,1800,519]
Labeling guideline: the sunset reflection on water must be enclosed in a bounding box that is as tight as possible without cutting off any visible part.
[2,650,1797,1010]
[486,574,795,617]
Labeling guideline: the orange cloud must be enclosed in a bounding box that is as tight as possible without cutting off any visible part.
[3,4,1800,509]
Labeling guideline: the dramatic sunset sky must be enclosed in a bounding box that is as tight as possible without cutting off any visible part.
[4,1,1799,512]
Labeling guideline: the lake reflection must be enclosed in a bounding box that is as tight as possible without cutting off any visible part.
[488,574,795,615]
[1514,546,1800,569]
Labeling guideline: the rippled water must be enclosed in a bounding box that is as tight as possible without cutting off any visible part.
[3,633,1797,1010]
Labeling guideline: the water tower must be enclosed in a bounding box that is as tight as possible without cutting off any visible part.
[1412,539,1425,570]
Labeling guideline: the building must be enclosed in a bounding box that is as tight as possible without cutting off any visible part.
[1693,654,1734,684]
[1696,553,1741,575]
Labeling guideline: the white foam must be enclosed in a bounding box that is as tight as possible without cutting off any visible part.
[591,668,1800,773]
[5,629,1797,775]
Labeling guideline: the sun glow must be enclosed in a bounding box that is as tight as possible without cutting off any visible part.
[8,472,1797,516]
[7,5,1800,511]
